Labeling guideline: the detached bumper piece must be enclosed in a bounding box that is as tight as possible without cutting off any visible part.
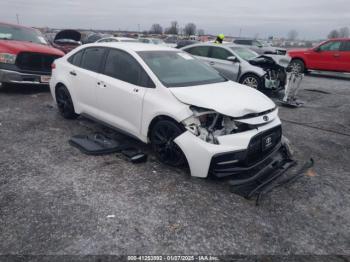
[69,133,148,163]
[69,133,129,155]
[228,150,314,205]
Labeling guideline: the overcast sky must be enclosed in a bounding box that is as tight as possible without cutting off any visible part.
[1,0,349,39]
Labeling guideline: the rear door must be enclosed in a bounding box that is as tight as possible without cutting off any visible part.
[96,48,153,137]
[209,46,240,81]
[183,45,212,65]
[67,47,105,116]
[340,41,350,72]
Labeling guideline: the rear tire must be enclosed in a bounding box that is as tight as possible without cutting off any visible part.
[55,85,79,119]
[150,120,186,167]
[239,74,262,90]
[290,59,306,74]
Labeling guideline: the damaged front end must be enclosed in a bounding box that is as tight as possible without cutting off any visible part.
[180,105,313,204]
[182,106,254,145]
[250,55,291,91]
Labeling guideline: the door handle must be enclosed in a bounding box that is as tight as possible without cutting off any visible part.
[133,88,139,93]
[70,71,77,76]
[333,53,340,57]
[209,61,215,65]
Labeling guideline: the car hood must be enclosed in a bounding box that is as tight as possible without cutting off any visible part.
[54,30,81,42]
[169,81,275,117]
[0,40,64,56]
[249,54,291,68]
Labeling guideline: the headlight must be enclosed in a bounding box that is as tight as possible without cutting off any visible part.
[0,53,17,64]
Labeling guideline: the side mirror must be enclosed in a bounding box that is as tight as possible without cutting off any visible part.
[227,56,238,62]
[313,47,321,52]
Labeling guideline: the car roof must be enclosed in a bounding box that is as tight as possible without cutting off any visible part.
[85,42,177,52]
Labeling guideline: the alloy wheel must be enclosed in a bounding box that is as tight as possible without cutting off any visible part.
[151,121,185,166]
[55,86,78,119]
[242,76,259,89]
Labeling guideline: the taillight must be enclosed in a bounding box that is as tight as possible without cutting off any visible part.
[51,63,56,69]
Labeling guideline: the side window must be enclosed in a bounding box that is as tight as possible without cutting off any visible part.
[319,41,342,51]
[186,46,210,57]
[68,50,84,66]
[103,49,154,87]
[80,47,105,72]
[210,47,232,60]
[341,41,350,51]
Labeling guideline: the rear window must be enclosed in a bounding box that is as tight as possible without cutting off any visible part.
[185,46,210,57]
[68,50,84,66]
[80,47,105,72]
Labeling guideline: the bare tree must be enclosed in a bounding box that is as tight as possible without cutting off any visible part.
[197,29,205,36]
[165,21,179,35]
[149,24,163,34]
[184,22,197,36]
[287,30,298,41]
[328,29,340,39]
[339,27,350,38]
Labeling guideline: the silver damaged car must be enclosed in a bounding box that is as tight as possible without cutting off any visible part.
[182,43,291,91]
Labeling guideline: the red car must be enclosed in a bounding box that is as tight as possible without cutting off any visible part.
[0,22,64,87]
[288,38,350,73]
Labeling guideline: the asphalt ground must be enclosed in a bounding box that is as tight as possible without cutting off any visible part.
[0,74,349,258]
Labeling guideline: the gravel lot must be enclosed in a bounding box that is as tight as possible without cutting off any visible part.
[0,74,349,257]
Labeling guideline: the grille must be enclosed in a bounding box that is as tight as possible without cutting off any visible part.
[209,126,282,177]
[16,52,61,73]
[245,126,282,165]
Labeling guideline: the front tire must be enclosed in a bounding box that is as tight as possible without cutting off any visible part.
[290,59,305,74]
[150,120,186,167]
[55,85,79,119]
[240,74,262,90]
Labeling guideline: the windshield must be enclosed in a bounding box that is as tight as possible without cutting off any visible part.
[138,51,226,87]
[0,24,48,44]
[230,47,258,61]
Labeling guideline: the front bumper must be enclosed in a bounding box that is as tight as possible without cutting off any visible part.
[0,69,50,85]
[174,118,282,178]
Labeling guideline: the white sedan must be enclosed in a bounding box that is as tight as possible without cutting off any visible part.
[50,43,283,178]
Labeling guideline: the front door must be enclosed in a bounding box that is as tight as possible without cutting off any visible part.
[308,41,342,71]
[209,46,240,81]
[96,48,151,137]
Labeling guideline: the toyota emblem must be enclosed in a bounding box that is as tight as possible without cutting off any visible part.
[263,115,269,122]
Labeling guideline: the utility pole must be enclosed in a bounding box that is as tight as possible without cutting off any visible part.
[16,14,20,25]
[239,28,242,37]
[137,24,140,33]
